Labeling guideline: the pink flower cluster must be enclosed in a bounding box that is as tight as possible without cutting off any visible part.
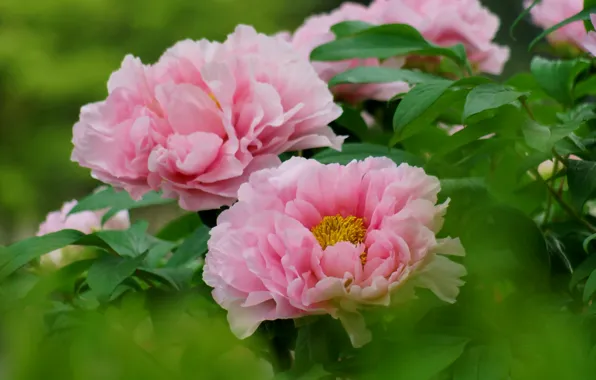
[526,0,586,49]
[203,157,466,347]
[287,0,509,103]
[72,25,344,211]
[37,200,130,268]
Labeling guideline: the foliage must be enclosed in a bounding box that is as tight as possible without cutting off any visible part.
[5,1,596,379]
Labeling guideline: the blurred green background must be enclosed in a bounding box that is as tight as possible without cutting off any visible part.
[0,0,539,245]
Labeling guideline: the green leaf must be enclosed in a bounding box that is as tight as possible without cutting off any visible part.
[523,121,582,152]
[68,186,173,224]
[530,57,591,106]
[388,335,469,379]
[440,178,487,197]
[86,253,146,301]
[453,344,511,380]
[584,233,596,253]
[155,213,202,242]
[166,225,210,268]
[313,142,424,166]
[463,84,528,122]
[575,76,596,99]
[93,220,151,258]
[334,104,369,141]
[529,7,596,51]
[510,0,541,40]
[330,20,373,38]
[0,230,85,280]
[393,80,454,133]
[567,160,596,210]
[584,270,596,302]
[329,67,440,87]
[570,254,596,289]
[136,267,194,290]
[311,24,469,69]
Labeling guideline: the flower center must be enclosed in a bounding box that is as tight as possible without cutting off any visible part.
[209,92,222,110]
[311,215,367,265]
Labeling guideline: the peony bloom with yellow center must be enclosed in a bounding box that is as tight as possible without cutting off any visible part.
[203,157,466,347]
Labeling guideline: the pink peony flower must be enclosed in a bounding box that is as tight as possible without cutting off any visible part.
[584,15,596,56]
[369,0,510,75]
[290,2,410,103]
[72,25,344,211]
[203,157,466,347]
[37,200,130,268]
[525,0,585,48]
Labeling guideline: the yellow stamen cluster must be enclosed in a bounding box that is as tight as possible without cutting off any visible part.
[311,215,367,265]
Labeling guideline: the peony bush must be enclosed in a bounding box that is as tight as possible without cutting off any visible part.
[5,0,596,379]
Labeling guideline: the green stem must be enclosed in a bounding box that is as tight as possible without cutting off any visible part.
[542,158,558,226]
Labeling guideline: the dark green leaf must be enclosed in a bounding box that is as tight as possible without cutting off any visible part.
[86,254,146,300]
[311,24,469,69]
[136,267,194,290]
[330,20,374,38]
[530,57,591,106]
[575,76,596,99]
[453,344,511,380]
[393,80,454,134]
[334,104,369,141]
[584,270,596,302]
[313,142,424,166]
[166,225,210,268]
[567,160,596,210]
[529,7,596,50]
[329,67,440,87]
[0,230,85,280]
[584,233,596,253]
[570,254,596,289]
[155,213,202,241]
[463,84,527,122]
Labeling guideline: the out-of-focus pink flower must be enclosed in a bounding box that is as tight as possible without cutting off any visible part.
[290,2,410,103]
[526,0,585,48]
[537,154,581,180]
[369,0,510,74]
[583,15,596,56]
[72,25,344,211]
[203,157,466,347]
[37,200,130,268]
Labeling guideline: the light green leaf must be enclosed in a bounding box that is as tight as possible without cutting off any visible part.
[86,254,146,300]
[530,57,591,106]
[463,84,528,122]
[329,67,440,87]
[523,121,582,152]
[453,344,511,380]
[0,229,85,280]
[68,186,174,224]
[93,220,151,258]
